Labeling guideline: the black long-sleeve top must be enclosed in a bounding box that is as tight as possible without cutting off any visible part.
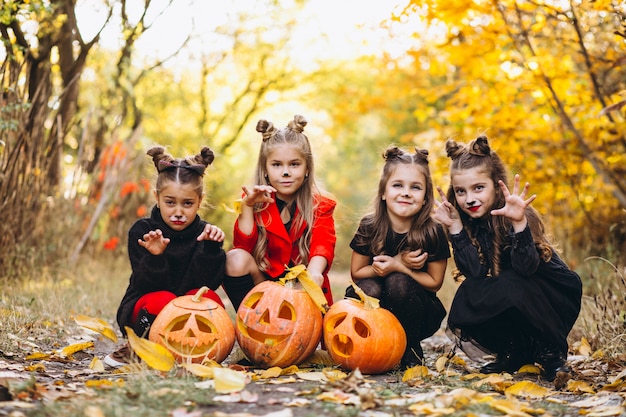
[115,205,226,336]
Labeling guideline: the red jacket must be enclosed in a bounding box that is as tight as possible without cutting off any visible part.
[233,194,336,305]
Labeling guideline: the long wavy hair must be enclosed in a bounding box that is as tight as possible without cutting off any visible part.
[250,115,320,272]
[353,145,441,256]
[445,135,552,279]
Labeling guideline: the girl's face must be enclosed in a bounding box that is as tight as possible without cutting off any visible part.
[265,144,308,202]
[154,181,202,231]
[451,166,496,219]
[382,164,427,231]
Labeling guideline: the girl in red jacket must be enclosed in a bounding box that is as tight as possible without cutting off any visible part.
[223,114,337,311]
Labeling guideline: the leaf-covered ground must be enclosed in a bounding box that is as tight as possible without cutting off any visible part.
[1,323,625,417]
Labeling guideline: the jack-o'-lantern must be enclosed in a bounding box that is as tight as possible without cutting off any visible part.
[236,279,323,368]
[149,287,235,363]
[323,283,406,374]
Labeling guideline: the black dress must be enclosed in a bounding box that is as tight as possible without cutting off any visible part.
[115,206,226,336]
[348,221,450,349]
[447,219,582,361]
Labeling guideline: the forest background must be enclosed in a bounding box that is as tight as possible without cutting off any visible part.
[1,0,625,348]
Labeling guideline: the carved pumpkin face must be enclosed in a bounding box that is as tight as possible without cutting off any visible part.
[323,298,407,374]
[149,291,235,363]
[235,280,322,368]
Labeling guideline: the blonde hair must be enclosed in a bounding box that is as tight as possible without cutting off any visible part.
[250,115,320,272]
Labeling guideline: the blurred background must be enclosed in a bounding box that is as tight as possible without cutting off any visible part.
[1,0,624,322]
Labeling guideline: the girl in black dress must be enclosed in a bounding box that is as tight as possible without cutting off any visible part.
[434,135,582,382]
[348,146,450,369]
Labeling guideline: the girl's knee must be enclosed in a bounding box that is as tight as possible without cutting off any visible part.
[226,248,255,276]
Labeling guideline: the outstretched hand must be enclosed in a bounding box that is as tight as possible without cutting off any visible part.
[197,224,225,242]
[139,229,170,255]
[491,174,536,231]
[432,186,463,234]
[242,185,276,207]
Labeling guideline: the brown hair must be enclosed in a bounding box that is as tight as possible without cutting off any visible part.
[445,135,552,279]
[353,145,441,256]
[147,145,214,198]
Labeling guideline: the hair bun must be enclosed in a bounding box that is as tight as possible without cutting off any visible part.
[445,139,465,160]
[287,114,307,133]
[256,119,278,142]
[383,146,404,160]
[469,135,491,156]
[414,147,429,163]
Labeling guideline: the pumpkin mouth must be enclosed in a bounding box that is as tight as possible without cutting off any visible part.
[236,320,290,346]
[160,313,218,358]
[331,334,354,358]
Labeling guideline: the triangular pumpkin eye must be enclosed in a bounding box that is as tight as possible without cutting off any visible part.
[278,302,295,320]
[195,316,215,333]
[243,292,263,309]
[169,313,191,331]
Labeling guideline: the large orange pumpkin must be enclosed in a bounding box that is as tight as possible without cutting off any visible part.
[323,284,406,374]
[149,287,235,363]
[235,280,323,368]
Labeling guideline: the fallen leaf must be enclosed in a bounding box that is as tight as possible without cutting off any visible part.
[408,402,456,416]
[489,398,545,417]
[125,326,175,372]
[181,363,214,378]
[566,380,595,394]
[579,337,592,357]
[89,357,105,372]
[58,341,94,358]
[212,367,247,393]
[402,365,430,382]
[73,314,118,343]
[517,364,542,374]
[504,381,550,398]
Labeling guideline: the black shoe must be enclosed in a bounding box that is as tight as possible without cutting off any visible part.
[535,346,569,381]
[400,344,424,369]
[480,352,527,374]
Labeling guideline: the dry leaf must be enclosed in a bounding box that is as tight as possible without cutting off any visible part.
[125,326,175,372]
[579,337,592,357]
[281,265,329,313]
[566,380,595,394]
[504,381,550,398]
[181,363,214,378]
[402,365,430,382]
[489,398,545,417]
[517,364,542,374]
[408,402,456,416]
[212,367,247,393]
[58,341,94,358]
[89,357,105,372]
[73,314,118,343]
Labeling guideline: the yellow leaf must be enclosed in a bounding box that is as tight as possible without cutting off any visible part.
[408,402,456,416]
[25,352,50,361]
[212,367,247,393]
[435,355,449,372]
[402,365,430,382]
[566,380,595,394]
[281,265,329,313]
[504,381,550,398]
[489,398,545,417]
[125,326,175,372]
[259,367,283,379]
[181,363,214,378]
[223,199,243,215]
[59,341,94,358]
[579,337,592,357]
[89,357,105,372]
[73,314,118,343]
[84,406,106,417]
[517,364,542,374]
[85,379,125,389]
[25,363,46,372]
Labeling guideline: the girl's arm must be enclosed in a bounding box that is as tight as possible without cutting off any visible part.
[391,254,446,291]
[237,185,276,236]
[306,255,328,287]
[350,251,377,280]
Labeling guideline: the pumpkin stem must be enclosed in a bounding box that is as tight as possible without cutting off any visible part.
[349,281,380,310]
[192,286,210,302]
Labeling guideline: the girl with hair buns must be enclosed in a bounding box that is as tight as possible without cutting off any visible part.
[434,135,582,382]
[223,115,336,311]
[347,146,449,369]
[105,146,227,368]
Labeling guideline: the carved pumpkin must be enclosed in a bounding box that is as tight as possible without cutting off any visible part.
[323,283,407,374]
[149,287,235,363]
[235,280,323,368]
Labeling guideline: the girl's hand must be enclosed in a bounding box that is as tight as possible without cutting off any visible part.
[308,271,324,287]
[139,229,170,255]
[241,185,276,207]
[491,174,536,232]
[433,186,463,234]
[400,249,428,271]
[197,224,225,242]
[372,255,398,277]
